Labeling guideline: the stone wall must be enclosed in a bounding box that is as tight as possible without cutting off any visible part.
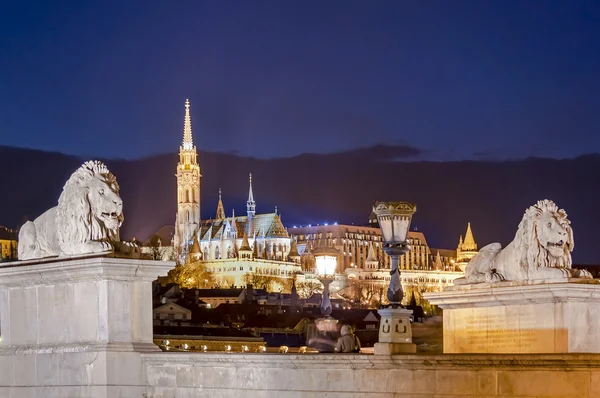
[143,352,600,398]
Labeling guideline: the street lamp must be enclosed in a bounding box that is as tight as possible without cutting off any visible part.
[372,201,417,355]
[372,201,416,306]
[313,246,339,316]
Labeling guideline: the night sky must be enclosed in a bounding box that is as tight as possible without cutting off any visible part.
[1,1,600,160]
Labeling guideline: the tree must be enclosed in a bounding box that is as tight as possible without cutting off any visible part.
[167,260,214,289]
[339,279,386,308]
[296,279,322,299]
[242,273,292,292]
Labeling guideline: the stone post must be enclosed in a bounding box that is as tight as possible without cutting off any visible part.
[0,255,173,397]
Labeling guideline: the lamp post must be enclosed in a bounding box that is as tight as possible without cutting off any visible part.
[313,246,339,316]
[372,201,417,355]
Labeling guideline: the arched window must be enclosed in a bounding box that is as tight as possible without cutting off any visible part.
[186,189,190,203]
[215,246,221,259]
[186,210,190,222]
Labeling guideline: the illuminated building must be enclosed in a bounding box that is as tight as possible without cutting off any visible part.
[0,226,17,261]
[289,221,466,305]
[289,224,431,271]
[145,100,306,290]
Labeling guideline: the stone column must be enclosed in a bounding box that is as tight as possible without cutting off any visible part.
[0,255,173,397]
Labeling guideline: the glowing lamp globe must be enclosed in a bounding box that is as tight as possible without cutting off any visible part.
[313,246,339,277]
[372,201,416,247]
[312,246,339,317]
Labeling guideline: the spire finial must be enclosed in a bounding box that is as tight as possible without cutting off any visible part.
[182,99,194,150]
[275,205,278,214]
[219,188,222,200]
[247,172,256,218]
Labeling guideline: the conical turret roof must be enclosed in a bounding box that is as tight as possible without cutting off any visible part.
[189,234,202,255]
[239,231,251,252]
[434,250,443,269]
[288,236,300,258]
[366,242,377,262]
[462,223,477,251]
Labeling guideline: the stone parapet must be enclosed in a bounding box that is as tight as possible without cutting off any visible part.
[142,352,600,397]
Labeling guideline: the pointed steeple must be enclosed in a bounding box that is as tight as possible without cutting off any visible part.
[240,231,251,251]
[463,223,477,251]
[239,231,252,260]
[366,242,377,262]
[215,188,225,220]
[189,234,202,262]
[288,236,300,262]
[182,99,194,150]
[247,173,256,218]
[434,250,443,270]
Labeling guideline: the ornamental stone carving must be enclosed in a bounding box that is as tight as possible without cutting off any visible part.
[454,199,592,285]
[18,160,136,260]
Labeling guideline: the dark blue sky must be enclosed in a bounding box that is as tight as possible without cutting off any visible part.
[1,1,599,160]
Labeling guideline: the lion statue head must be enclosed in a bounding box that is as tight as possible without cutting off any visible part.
[55,160,124,253]
[515,199,573,270]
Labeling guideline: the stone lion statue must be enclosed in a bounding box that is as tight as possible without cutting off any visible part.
[18,160,130,260]
[454,199,591,284]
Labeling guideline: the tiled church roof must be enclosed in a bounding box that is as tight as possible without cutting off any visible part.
[198,213,289,241]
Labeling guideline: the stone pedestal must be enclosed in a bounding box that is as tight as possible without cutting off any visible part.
[373,307,416,355]
[425,279,600,354]
[0,255,173,397]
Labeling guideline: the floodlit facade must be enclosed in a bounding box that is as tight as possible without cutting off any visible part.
[289,224,432,272]
[0,226,17,260]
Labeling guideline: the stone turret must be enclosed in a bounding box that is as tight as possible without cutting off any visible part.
[239,232,252,260]
[456,223,478,272]
[365,242,379,270]
[288,236,301,264]
[189,234,202,262]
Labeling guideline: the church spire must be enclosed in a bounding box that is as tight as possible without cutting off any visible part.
[247,173,256,218]
[462,222,477,251]
[215,188,225,220]
[182,99,194,150]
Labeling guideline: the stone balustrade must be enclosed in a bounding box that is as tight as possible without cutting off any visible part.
[143,352,600,397]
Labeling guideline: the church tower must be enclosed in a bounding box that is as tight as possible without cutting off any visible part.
[174,99,201,256]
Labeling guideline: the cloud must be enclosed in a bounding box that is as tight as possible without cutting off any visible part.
[293,144,424,161]
[340,144,423,161]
